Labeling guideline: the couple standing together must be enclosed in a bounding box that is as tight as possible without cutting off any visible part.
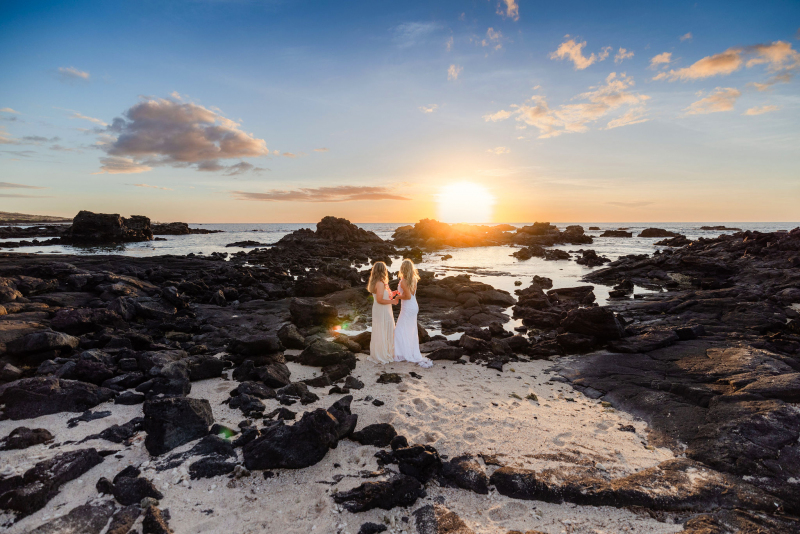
[367,259,433,369]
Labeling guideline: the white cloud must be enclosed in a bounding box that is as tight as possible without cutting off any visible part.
[487,146,510,155]
[69,111,108,126]
[485,72,650,138]
[496,0,519,21]
[482,28,503,50]
[615,48,634,63]
[132,183,174,191]
[684,87,741,115]
[0,108,19,114]
[57,66,90,82]
[550,39,596,70]
[743,105,779,115]
[394,22,440,48]
[448,64,463,81]
[419,104,438,113]
[679,32,693,42]
[598,47,612,61]
[93,156,153,174]
[649,52,672,68]
[446,36,454,52]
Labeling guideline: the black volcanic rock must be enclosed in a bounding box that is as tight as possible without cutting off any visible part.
[143,397,214,455]
[0,427,54,450]
[0,377,116,420]
[332,474,424,512]
[70,211,153,244]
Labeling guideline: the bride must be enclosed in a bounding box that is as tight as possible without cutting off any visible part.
[367,261,398,364]
[393,259,433,368]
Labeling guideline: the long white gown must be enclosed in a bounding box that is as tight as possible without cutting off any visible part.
[394,282,433,368]
[368,282,395,364]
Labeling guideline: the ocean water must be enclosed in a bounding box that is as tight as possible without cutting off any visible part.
[2,222,797,313]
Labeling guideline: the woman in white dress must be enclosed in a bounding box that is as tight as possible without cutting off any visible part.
[393,259,433,368]
[367,261,398,364]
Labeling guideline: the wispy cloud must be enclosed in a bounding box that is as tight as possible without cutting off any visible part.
[419,104,438,114]
[487,146,510,155]
[68,111,107,126]
[481,28,503,50]
[57,66,90,82]
[0,127,18,145]
[232,185,411,203]
[496,0,519,21]
[313,147,329,152]
[0,108,19,114]
[614,47,634,63]
[654,41,800,81]
[394,22,440,48]
[0,181,46,189]
[96,96,269,174]
[223,161,266,175]
[750,73,792,91]
[0,193,51,198]
[649,52,672,68]
[485,72,650,138]
[131,183,174,190]
[448,64,463,81]
[684,87,741,115]
[550,38,597,70]
[446,36,453,52]
[679,32,693,42]
[743,105,779,116]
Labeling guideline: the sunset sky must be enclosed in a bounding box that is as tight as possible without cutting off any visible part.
[1,0,798,223]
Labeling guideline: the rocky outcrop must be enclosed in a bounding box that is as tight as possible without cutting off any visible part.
[143,397,214,455]
[69,211,153,244]
[151,222,221,235]
[0,377,115,420]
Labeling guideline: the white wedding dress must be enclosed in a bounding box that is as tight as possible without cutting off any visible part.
[368,282,395,364]
[394,282,433,368]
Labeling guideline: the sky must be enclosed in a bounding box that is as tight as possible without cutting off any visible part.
[1,0,799,223]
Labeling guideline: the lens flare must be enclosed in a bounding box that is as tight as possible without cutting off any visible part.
[436,182,495,223]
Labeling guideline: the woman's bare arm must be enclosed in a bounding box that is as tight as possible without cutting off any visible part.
[397,279,413,300]
[374,282,398,305]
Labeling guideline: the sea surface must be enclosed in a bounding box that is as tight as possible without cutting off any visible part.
[3,222,797,315]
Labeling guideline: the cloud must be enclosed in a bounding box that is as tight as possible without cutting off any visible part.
[496,0,519,21]
[93,156,154,174]
[744,105,779,115]
[132,183,174,191]
[751,73,793,90]
[57,66,90,82]
[487,146,510,155]
[446,36,453,52]
[615,48,634,63]
[684,87,741,115]
[482,28,503,50]
[486,72,650,138]
[232,186,411,203]
[654,41,800,81]
[394,22,440,48]
[223,161,267,175]
[69,111,107,126]
[281,152,297,158]
[314,147,330,152]
[21,135,59,144]
[679,33,693,42]
[419,104,438,114]
[607,201,654,208]
[0,108,19,114]
[98,97,269,174]
[0,127,18,145]
[550,39,596,70]
[598,46,612,61]
[0,181,46,189]
[448,64,463,81]
[649,52,672,68]
[49,144,81,152]
[0,193,51,198]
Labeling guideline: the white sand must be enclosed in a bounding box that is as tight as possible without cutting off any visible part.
[1,354,684,534]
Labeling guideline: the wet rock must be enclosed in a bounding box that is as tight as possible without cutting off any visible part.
[243,396,357,470]
[441,455,489,494]
[143,397,214,455]
[413,504,475,534]
[608,330,679,353]
[142,505,174,534]
[675,324,705,340]
[600,230,632,237]
[555,333,597,353]
[351,423,397,447]
[290,298,338,327]
[295,273,351,297]
[575,249,610,267]
[277,323,305,349]
[560,307,622,340]
[28,501,117,534]
[0,427,54,450]
[332,474,424,513]
[67,409,112,428]
[0,448,104,518]
[0,377,116,420]
[298,339,356,368]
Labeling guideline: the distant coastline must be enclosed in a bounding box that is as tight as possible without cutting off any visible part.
[0,211,72,224]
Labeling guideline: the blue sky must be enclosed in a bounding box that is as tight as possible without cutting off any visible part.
[1,0,798,222]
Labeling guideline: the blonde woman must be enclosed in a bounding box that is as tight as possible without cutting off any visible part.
[367,261,398,364]
[393,259,433,368]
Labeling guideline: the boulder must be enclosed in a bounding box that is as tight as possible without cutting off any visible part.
[298,339,356,368]
[0,427,54,450]
[427,347,464,361]
[70,211,153,244]
[295,274,351,297]
[142,397,214,455]
[142,505,173,534]
[0,377,115,420]
[638,228,682,238]
[228,334,283,356]
[560,307,621,340]
[413,504,475,534]
[51,308,125,335]
[28,501,118,534]
[6,330,79,356]
[277,323,305,349]
[351,423,397,447]
[441,455,489,494]
[112,476,164,506]
[332,474,424,513]
[289,298,338,327]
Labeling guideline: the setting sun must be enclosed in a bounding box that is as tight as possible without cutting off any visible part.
[436,182,495,223]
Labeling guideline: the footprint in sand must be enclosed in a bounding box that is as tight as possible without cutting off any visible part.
[552,432,573,446]
[413,398,428,411]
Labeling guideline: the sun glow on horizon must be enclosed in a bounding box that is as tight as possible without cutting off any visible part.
[436,182,495,223]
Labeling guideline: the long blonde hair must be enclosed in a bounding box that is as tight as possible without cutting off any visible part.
[367,261,389,294]
[398,259,420,294]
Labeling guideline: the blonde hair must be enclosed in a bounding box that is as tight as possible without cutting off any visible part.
[398,259,420,294]
[367,262,389,294]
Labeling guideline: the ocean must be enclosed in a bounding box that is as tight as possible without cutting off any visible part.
[3,222,797,314]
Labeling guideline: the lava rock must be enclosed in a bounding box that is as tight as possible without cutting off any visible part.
[0,427,54,450]
[142,397,214,455]
[332,474,424,512]
[277,323,306,349]
[413,504,475,534]
[298,339,356,368]
[290,298,338,327]
[113,476,164,506]
[441,455,489,494]
[351,423,397,447]
[560,307,622,340]
[377,373,402,384]
[0,377,116,420]
[142,505,174,534]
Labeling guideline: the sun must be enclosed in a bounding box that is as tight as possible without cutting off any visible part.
[436,182,495,223]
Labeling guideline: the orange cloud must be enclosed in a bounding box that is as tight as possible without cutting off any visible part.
[684,87,741,115]
[232,186,411,202]
[550,38,596,70]
[743,105,779,115]
[496,0,519,21]
[655,41,800,81]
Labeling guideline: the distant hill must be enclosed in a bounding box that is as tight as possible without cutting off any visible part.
[0,211,72,224]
